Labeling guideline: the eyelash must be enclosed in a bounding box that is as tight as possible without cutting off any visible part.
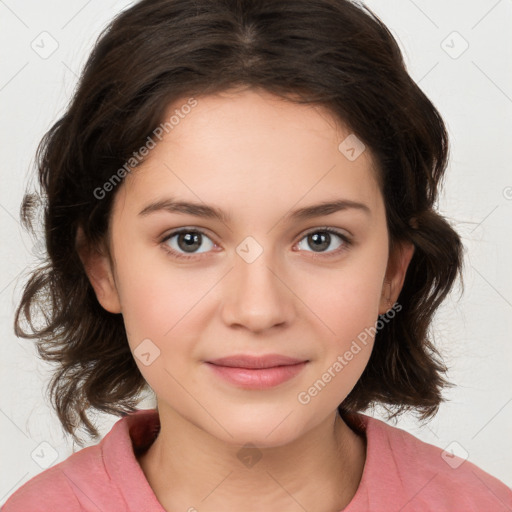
[160,227,353,261]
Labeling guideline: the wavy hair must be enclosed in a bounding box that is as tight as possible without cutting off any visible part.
[14,0,464,445]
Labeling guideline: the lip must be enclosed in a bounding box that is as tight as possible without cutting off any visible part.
[206,354,308,369]
[205,354,309,390]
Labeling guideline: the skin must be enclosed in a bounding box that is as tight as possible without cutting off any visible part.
[78,87,415,512]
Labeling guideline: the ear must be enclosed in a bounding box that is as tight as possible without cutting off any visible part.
[379,240,415,315]
[75,226,122,314]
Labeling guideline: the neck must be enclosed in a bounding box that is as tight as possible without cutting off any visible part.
[138,404,366,512]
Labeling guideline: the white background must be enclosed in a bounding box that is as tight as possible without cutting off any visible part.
[1,0,511,505]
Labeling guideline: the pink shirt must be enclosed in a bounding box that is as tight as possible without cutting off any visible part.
[2,408,511,511]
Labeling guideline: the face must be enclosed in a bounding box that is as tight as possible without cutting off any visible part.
[81,87,414,447]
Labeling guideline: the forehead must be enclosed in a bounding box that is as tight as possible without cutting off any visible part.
[112,88,383,222]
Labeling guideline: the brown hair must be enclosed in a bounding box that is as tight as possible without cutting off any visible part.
[14,0,464,445]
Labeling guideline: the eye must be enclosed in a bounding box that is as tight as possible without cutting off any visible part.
[160,228,216,260]
[160,226,352,261]
[295,227,352,258]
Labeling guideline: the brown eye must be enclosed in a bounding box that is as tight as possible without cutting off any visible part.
[161,229,215,260]
[296,228,351,257]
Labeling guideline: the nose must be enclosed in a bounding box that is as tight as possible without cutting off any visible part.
[220,248,295,334]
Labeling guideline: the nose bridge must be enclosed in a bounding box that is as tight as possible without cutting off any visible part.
[221,235,294,332]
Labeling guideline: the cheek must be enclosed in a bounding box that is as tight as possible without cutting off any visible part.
[111,242,183,348]
[296,266,385,412]
[115,261,196,392]
[113,244,212,382]
[301,243,388,344]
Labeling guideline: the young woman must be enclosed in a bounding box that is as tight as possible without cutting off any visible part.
[5,0,512,510]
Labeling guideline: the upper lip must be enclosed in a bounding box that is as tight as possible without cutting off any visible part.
[206,354,308,369]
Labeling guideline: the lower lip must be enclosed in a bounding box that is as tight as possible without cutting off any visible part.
[205,362,308,389]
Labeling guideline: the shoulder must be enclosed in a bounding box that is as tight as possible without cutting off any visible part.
[1,420,126,511]
[1,445,101,511]
[2,409,162,512]
[352,413,512,511]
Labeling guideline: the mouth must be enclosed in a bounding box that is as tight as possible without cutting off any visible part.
[204,354,309,389]
[206,354,309,369]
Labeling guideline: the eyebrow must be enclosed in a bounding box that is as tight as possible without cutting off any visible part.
[138,197,371,223]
